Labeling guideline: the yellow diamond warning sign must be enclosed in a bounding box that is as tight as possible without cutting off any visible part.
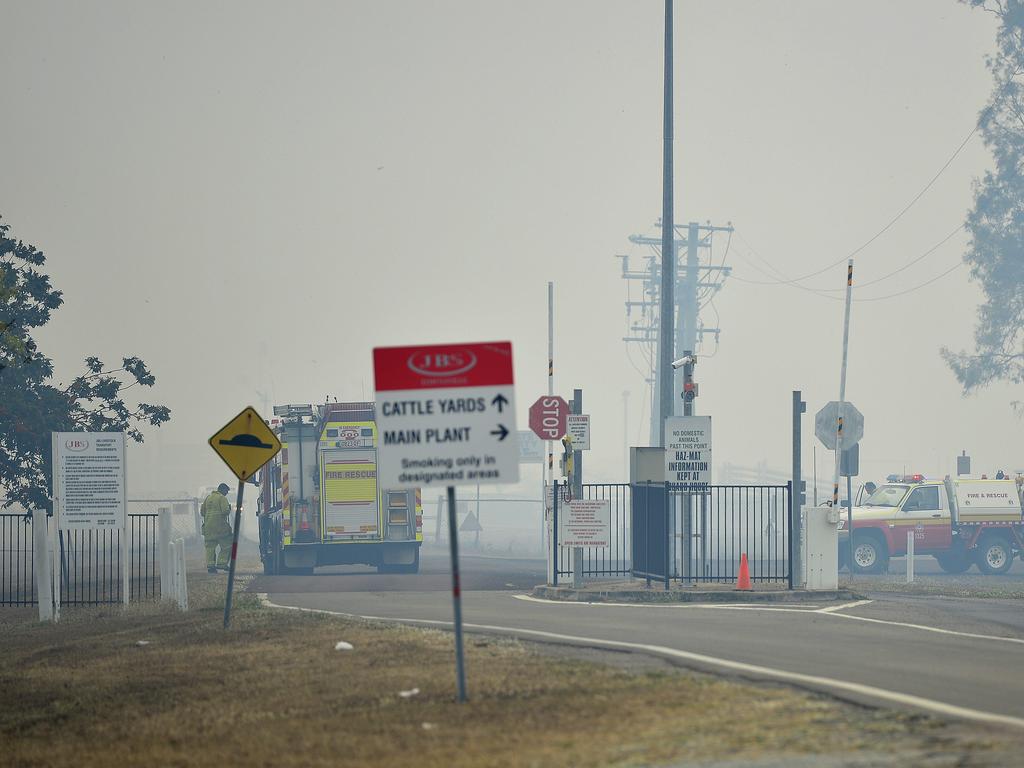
[208,406,281,482]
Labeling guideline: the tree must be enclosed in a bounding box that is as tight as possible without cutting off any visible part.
[942,1,1024,407]
[0,216,170,513]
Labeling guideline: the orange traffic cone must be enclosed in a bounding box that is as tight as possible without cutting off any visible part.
[736,552,752,591]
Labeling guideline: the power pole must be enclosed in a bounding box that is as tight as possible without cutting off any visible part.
[657,0,675,449]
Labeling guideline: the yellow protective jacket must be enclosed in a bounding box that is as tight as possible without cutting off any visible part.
[201,491,231,536]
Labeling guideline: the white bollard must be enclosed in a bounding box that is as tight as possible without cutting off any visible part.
[158,507,173,601]
[906,530,915,584]
[33,510,54,622]
[175,538,189,611]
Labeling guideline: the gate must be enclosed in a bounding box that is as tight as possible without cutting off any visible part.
[553,481,793,588]
[0,513,160,606]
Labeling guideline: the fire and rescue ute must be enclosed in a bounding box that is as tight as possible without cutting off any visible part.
[256,402,423,574]
[839,477,1023,575]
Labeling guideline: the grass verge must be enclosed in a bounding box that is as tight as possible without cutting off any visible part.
[1,572,1020,767]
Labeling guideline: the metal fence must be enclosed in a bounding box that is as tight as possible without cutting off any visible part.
[0,513,160,607]
[552,483,632,583]
[553,481,793,588]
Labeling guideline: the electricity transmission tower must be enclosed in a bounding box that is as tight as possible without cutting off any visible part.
[618,219,733,444]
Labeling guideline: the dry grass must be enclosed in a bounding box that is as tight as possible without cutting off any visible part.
[0,574,1018,768]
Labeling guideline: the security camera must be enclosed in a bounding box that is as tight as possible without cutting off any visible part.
[671,355,696,369]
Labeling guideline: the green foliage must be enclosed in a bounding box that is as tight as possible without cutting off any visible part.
[942,1,1024,402]
[0,217,171,512]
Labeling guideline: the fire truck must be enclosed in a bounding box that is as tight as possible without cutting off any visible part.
[256,402,423,574]
[838,476,1023,575]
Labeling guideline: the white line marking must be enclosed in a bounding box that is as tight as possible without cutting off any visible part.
[513,594,822,611]
[827,611,1024,645]
[818,599,874,613]
[256,593,1024,730]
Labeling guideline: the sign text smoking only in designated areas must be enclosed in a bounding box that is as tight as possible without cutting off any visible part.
[373,341,519,489]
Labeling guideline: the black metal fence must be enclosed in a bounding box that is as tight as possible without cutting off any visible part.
[0,513,160,607]
[552,482,632,584]
[553,481,793,588]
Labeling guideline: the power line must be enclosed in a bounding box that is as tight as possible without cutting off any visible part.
[855,260,964,301]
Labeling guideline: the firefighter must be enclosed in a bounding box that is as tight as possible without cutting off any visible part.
[201,483,233,574]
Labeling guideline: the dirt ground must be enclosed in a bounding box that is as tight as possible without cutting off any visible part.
[2,573,1022,768]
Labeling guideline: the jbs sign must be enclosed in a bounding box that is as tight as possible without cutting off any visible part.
[406,350,478,377]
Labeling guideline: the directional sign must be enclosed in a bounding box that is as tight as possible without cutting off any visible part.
[566,414,590,451]
[208,406,282,482]
[815,401,864,450]
[373,341,519,488]
[529,395,568,441]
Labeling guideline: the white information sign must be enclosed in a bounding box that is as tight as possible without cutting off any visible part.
[52,432,126,529]
[566,414,591,451]
[373,342,519,489]
[664,416,712,491]
[518,430,544,464]
[559,499,611,547]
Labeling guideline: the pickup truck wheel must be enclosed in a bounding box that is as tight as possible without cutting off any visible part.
[934,551,971,574]
[975,534,1014,576]
[851,532,888,575]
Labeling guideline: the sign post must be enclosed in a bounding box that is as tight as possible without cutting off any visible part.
[208,406,281,629]
[374,341,518,703]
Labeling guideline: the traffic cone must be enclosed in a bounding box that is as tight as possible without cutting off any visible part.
[736,552,752,591]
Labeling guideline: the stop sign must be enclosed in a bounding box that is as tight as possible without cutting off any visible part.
[529,396,569,440]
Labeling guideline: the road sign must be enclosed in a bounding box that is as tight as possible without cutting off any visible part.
[460,511,483,532]
[815,401,864,450]
[664,416,712,491]
[52,432,126,530]
[566,414,590,451]
[529,395,568,441]
[373,341,519,489]
[518,430,544,463]
[559,499,611,547]
[208,406,282,482]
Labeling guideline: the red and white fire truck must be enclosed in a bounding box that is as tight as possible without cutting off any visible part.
[839,476,1023,575]
[256,402,423,574]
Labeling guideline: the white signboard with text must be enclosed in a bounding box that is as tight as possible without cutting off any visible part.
[664,416,712,491]
[52,432,126,530]
[373,342,519,489]
[559,499,611,548]
[566,414,591,451]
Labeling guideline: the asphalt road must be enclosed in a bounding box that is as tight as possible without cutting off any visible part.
[253,553,1024,729]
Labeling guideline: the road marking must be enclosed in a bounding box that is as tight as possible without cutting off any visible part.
[826,610,1024,646]
[256,593,1024,730]
[818,599,873,613]
[512,594,823,611]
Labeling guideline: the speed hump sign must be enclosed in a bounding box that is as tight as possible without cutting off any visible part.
[208,406,281,482]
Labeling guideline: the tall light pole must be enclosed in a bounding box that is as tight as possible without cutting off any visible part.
[657,0,675,447]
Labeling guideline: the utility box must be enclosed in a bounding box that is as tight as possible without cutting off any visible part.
[630,447,665,484]
[840,443,859,477]
[804,506,839,590]
[957,451,971,477]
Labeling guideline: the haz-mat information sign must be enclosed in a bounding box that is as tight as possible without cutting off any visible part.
[664,416,712,491]
[559,499,611,547]
[52,432,126,530]
[373,341,519,489]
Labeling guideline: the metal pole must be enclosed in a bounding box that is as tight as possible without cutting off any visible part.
[792,391,805,587]
[906,530,915,583]
[623,390,629,479]
[847,472,855,578]
[831,261,854,508]
[223,483,244,629]
[446,485,467,702]
[657,0,675,447]
[571,390,583,586]
[545,281,554,561]
[552,479,559,587]
[813,446,818,507]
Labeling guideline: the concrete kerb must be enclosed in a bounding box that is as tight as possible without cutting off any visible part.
[532,583,864,604]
